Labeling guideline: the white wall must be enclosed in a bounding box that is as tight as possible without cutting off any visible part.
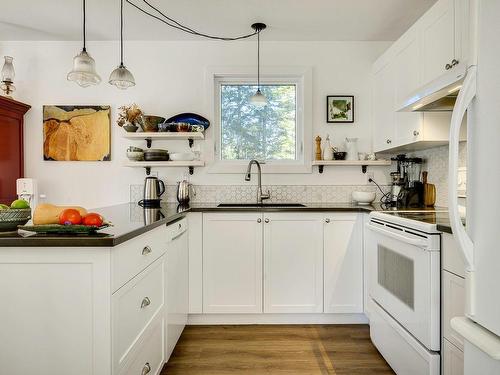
[0,40,390,207]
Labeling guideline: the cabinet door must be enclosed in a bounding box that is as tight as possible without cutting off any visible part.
[203,213,263,313]
[323,213,363,313]
[394,28,424,146]
[263,213,323,313]
[421,0,455,85]
[372,61,396,152]
[443,339,464,375]
[443,270,465,350]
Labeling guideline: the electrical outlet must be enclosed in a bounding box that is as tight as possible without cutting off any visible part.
[366,172,375,185]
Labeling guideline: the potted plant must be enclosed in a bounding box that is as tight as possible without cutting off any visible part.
[117,103,143,132]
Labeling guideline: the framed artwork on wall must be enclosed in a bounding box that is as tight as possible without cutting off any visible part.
[43,105,111,161]
[326,95,354,123]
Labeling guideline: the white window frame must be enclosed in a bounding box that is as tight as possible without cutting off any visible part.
[204,66,312,174]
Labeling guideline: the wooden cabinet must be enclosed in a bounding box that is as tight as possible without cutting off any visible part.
[323,213,363,313]
[202,213,263,313]
[0,96,30,205]
[263,213,323,313]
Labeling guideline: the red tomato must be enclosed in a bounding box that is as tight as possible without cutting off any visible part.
[59,209,82,225]
[82,213,104,227]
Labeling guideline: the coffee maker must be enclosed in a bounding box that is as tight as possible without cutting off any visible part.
[389,154,424,208]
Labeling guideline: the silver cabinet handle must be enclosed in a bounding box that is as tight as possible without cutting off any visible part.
[140,297,151,309]
[257,218,262,223]
[264,218,269,223]
[325,218,330,223]
[386,139,392,144]
[142,362,151,375]
[142,246,152,256]
[413,130,420,136]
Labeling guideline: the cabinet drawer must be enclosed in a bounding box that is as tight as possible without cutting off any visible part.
[112,225,168,291]
[443,270,465,350]
[119,315,165,375]
[113,258,165,370]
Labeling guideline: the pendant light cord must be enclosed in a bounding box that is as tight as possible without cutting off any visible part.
[82,0,87,51]
[257,30,261,90]
[120,0,124,66]
[125,0,260,41]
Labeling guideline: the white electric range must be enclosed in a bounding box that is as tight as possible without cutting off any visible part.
[366,210,446,375]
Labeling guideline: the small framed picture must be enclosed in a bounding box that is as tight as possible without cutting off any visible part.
[327,95,354,123]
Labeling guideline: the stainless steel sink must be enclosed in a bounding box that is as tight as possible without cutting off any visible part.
[217,203,306,208]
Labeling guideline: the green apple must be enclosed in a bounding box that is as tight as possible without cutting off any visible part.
[0,204,9,210]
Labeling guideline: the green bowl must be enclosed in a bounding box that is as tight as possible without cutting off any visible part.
[0,208,31,232]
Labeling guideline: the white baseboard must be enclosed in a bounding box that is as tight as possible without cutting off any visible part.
[188,313,368,325]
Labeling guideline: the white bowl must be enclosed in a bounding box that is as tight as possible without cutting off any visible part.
[169,152,195,161]
[352,191,376,205]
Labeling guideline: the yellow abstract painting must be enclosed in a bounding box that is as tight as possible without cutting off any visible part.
[43,105,111,161]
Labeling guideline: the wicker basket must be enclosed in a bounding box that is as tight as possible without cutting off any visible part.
[0,208,31,232]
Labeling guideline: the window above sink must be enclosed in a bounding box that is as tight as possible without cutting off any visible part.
[205,67,312,174]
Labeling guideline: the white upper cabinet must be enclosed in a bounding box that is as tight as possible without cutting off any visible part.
[202,213,263,313]
[263,213,324,313]
[394,26,424,146]
[323,214,363,314]
[372,0,470,153]
[421,0,456,85]
[372,59,396,152]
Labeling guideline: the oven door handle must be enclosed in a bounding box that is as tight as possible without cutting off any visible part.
[366,223,428,248]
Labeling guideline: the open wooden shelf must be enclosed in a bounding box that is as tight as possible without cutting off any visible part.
[123,160,205,175]
[312,160,391,173]
[122,132,204,140]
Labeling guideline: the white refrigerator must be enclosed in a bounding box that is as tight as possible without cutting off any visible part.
[448,0,500,372]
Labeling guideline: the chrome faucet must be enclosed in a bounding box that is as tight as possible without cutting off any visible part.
[245,160,270,204]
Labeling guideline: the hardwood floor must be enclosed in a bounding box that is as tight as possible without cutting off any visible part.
[162,325,395,375]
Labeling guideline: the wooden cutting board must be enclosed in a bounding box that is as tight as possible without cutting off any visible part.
[422,171,436,207]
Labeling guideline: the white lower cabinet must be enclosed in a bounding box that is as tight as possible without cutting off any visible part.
[442,232,466,375]
[202,213,263,313]
[323,213,363,313]
[263,213,324,313]
[443,339,464,375]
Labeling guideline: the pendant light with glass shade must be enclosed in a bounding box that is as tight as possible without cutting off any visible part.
[249,23,267,106]
[67,0,101,87]
[109,0,135,89]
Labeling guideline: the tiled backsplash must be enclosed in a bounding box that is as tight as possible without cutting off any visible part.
[130,143,465,207]
[407,142,467,207]
[130,184,389,204]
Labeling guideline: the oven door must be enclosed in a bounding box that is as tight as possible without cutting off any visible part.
[366,220,440,351]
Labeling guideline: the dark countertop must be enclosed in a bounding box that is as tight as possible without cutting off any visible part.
[0,202,451,247]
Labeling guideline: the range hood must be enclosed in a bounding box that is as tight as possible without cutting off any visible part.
[398,64,467,112]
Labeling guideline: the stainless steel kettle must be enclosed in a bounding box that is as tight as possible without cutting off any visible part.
[139,176,165,207]
[176,180,191,204]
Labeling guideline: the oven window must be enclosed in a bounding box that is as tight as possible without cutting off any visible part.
[377,245,414,309]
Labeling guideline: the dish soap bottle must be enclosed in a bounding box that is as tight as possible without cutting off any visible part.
[323,134,334,161]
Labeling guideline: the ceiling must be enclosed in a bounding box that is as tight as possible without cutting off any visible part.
[0,0,437,42]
